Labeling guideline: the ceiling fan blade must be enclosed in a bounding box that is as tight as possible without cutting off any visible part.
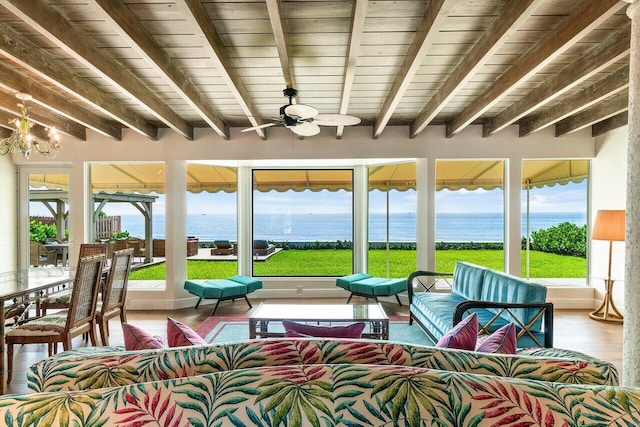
[291,122,320,137]
[314,114,361,126]
[241,122,277,132]
[285,104,319,120]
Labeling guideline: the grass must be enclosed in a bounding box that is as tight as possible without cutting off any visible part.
[129,249,586,280]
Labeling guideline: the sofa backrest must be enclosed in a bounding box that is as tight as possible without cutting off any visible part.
[452,261,486,299]
[481,268,548,329]
[5,364,637,426]
[28,339,618,393]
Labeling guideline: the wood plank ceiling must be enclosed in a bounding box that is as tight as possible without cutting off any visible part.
[0,0,631,143]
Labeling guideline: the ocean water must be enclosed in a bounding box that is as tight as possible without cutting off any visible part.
[118,212,585,243]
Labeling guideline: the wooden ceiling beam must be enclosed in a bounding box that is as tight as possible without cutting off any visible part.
[0,0,193,140]
[520,65,628,137]
[266,0,296,91]
[336,0,368,139]
[592,112,628,137]
[446,0,625,138]
[0,21,146,141]
[175,0,265,139]
[556,93,628,137]
[0,62,121,141]
[484,23,631,137]
[373,0,456,139]
[97,0,230,140]
[0,92,86,141]
[0,110,51,141]
[410,0,540,138]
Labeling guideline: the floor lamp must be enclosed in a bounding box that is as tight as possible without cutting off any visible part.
[590,209,625,323]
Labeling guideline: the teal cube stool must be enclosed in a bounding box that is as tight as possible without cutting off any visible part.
[336,273,407,306]
[184,275,263,315]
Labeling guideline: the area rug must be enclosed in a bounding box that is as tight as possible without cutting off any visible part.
[196,316,435,347]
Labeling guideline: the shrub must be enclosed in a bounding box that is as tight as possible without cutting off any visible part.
[528,222,586,258]
[29,220,57,243]
[111,230,130,239]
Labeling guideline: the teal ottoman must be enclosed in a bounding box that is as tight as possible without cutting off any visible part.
[336,274,407,306]
[184,275,263,315]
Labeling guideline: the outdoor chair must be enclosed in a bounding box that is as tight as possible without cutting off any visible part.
[29,241,58,267]
[96,248,133,345]
[127,237,146,262]
[39,243,107,315]
[6,254,105,383]
[211,240,234,255]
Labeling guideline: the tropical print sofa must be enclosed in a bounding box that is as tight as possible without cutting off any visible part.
[2,363,639,426]
[27,339,618,393]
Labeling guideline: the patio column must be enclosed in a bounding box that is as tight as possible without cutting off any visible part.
[623,0,640,387]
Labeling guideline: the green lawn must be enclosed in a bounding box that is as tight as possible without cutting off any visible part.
[129,249,586,280]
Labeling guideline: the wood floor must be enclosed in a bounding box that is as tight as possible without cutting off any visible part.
[5,297,624,395]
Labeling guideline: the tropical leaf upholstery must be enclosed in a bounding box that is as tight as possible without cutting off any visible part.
[3,364,639,426]
[27,338,618,393]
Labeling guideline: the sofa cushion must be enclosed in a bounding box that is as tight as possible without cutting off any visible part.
[282,320,365,338]
[480,269,547,330]
[349,277,406,296]
[411,292,468,339]
[122,323,165,350]
[476,323,517,354]
[452,262,486,300]
[167,317,206,347]
[436,313,478,350]
[335,273,371,290]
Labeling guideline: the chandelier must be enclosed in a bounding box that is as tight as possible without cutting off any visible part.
[0,93,61,159]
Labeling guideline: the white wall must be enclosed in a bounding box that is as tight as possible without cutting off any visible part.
[10,124,597,309]
[592,125,628,310]
[0,156,17,272]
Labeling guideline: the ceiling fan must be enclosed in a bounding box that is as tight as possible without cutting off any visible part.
[241,88,361,136]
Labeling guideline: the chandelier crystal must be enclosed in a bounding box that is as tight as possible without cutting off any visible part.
[0,93,61,159]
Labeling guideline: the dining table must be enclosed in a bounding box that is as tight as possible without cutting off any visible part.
[0,268,73,394]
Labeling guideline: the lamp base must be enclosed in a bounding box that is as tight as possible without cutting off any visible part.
[589,279,623,323]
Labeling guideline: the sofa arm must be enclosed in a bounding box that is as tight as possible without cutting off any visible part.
[453,300,554,348]
[407,270,453,304]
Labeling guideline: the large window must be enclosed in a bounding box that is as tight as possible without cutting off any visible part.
[435,160,505,272]
[252,169,354,277]
[521,160,588,280]
[368,162,417,278]
[186,163,237,279]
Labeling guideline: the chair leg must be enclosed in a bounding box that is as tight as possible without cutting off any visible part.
[243,295,253,309]
[209,300,221,316]
[395,294,402,306]
[89,322,98,346]
[346,293,354,304]
[99,317,109,346]
[195,297,203,309]
[6,341,13,384]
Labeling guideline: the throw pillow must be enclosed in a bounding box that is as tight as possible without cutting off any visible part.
[122,323,165,351]
[475,323,517,354]
[284,330,310,338]
[282,320,366,338]
[436,312,478,350]
[167,317,207,347]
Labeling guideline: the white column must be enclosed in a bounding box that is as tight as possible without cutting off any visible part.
[505,159,522,276]
[623,0,640,387]
[416,158,435,270]
[165,160,187,302]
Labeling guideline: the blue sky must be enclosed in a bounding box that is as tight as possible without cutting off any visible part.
[29,180,587,216]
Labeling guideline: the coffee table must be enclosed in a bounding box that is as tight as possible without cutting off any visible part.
[249,303,389,340]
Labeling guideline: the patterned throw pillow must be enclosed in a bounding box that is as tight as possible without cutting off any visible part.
[282,320,366,338]
[476,323,517,354]
[167,317,207,347]
[122,323,165,351]
[436,312,478,350]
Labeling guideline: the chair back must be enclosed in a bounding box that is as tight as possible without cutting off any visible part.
[66,254,105,331]
[102,248,133,313]
[79,243,107,257]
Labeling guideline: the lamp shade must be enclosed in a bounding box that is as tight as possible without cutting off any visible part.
[592,210,626,241]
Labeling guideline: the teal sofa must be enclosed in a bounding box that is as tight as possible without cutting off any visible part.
[408,261,553,347]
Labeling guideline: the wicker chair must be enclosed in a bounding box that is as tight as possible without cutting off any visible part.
[6,254,105,383]
[96,248,133,345]
[126,237,146,263]
[29,241,58,267]
[39,243,107,315]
